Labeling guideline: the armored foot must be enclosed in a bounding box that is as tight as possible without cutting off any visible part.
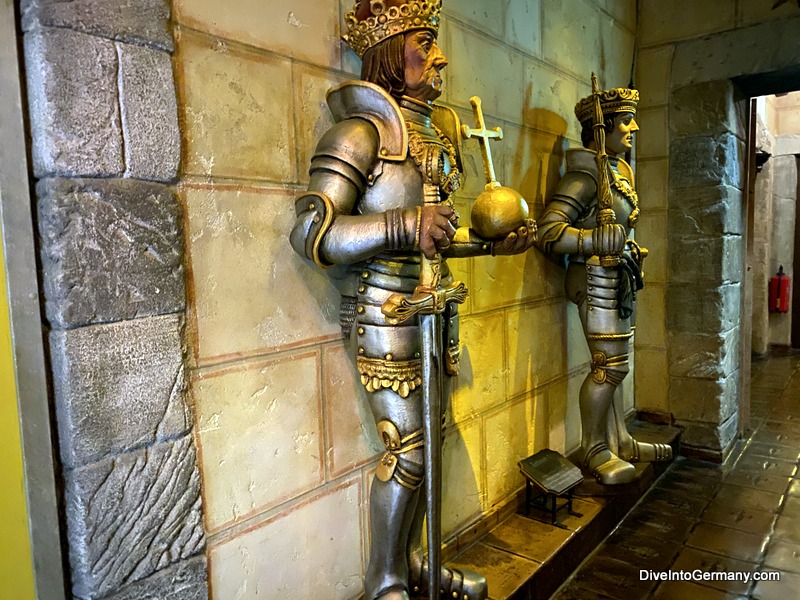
[583,444,637,485]
[618,438,672,463]
[409,557,488,600]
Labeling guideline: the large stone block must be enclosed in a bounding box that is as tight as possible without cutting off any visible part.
[775,134,800,156]
[636,46,673,108]
[668,328,741,380]
[637,106,669,159]
[668,234,744,286]
[639,0,734,47]
[634,283,666,348]
[669,185,744,237]
[38,178,185,328]
[177,28,296,182]
[100,556,207,600]
[542,0,601,82]
[671,15,800,88]
[633,347,669,415]
[637,159,669,211]
[505,0,542,57]
[670,82,739,139]
[669,134,743,190]
[675,411,739,454]
[666,282,740,334]
[771,155,798,197]
[118,44,180,181]
[24,27,123,177]
[506,302,567,397]
[209,480,362,600]
[21,0,173,51]
[442,421,483,536]
[66,435,205,599]
[51,314,190,469]
[771,196,796,268]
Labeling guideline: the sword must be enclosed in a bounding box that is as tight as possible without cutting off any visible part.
[381,182,467,600]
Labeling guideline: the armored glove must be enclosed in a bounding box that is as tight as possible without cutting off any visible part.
[415,205,458,259]
[587,223,626,256]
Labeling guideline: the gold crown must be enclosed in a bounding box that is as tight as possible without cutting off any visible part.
[575,87,639,124]
[343,0,442,58]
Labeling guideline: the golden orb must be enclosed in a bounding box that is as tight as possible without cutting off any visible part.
[470,186,529,240]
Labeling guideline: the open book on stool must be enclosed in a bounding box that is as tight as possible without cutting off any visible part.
[518,449,584,529]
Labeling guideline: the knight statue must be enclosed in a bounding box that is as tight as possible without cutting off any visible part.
[534,75,672,486]
[289,1,536,599]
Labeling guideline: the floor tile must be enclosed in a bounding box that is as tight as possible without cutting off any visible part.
[482,514,573,564]
[772,514,800,544]
[732,455,797,478]
[723,470,791,495]
[450,542,539,600]
[740,441,800,463]
[670,547,756,595]
[617,505,696,543]
[712,484,784,513]
[597,530,683,571]
[750,429,800,448]
[652,580,748,600]
[643,488,710,520]
[572,555,658,600]
[789,480,800,496]
[783,496,800,518]
[551,582,616,599]
[685,522,769,563]
[653,471,722,499]
[751,568,800,599]
[762,538,800,575]
[700,501,778,535]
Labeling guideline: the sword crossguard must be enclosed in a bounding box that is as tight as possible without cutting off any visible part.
[381,281,469,325]
[461,96,503,191]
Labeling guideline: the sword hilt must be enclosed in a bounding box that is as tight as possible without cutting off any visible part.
[381,281,468,325]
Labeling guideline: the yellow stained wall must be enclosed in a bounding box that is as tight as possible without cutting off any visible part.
[0,225,36,598]
[172,1,635,597]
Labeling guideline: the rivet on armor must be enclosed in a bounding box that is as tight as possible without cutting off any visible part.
[414,587,420,593]
[588,276,593,280]
[362,271,369,279]
[308,203,315,210]
[589,307,593,311]
[414,352,421,358]
[368,174,374,182]
[358,347,365,355]
[313,216,320,223]
[453,593,458,599]
[482,244,488,251]
[589,286,593,290]
[385,353,393,361]
[381,147,388,156]
[358,285,366,293]
[357,306,365,314]
[357,327,365,335]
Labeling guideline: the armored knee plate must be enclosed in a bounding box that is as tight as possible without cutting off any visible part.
[590,351,629,387]
[376,420,425,490]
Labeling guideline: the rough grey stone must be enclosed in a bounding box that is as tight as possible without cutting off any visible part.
[21,0,173,52]
[670,81,738,139]
[66,436,205,599]
[666,282,741,335]
[676,411,739,454]
[668,234,744,286]
[669,373,739,424]
[99,556,207,600]
[756,117,775,155]
[669,185,743,237]
[670,134,743,191]
[119,44,180,181]
[668,327,740,380]
[671,15,800,88]
[24,27,124,178]
[38,178,185,329]
[51,314,191,469]
[771,195,797,269]
[775,133,800,156]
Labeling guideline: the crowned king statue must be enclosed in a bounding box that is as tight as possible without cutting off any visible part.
[290,1,536,599]
[534,76,673,485]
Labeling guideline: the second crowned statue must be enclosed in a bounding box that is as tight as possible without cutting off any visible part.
[290,1,536,600]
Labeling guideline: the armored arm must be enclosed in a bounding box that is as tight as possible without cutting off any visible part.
[291,118,420,267]
[535,171,624,257]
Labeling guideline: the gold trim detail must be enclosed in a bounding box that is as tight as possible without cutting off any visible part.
[586,332,633,341]
[357,356,422,398]
[575,87,639,123]
[343,0,442,58]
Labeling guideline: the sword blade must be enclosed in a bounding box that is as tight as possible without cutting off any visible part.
[420,312,443,600]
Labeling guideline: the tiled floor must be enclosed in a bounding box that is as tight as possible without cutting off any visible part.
[552,350,800,600]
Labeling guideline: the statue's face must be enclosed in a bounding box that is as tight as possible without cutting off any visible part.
[403,30,448,103]
[605,112,639,155]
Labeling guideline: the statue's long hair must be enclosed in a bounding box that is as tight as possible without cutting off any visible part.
[580,115,616,148]
[361,34,406,98]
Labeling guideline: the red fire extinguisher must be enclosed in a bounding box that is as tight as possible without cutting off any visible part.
[769,266,791,314]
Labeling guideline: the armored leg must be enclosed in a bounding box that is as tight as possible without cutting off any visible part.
[365,389,425,600]
[612,397,672,462]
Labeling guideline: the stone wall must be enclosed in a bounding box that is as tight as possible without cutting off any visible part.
[20,1,207,598]
[172,0,635,597]
[636,0,800,457]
